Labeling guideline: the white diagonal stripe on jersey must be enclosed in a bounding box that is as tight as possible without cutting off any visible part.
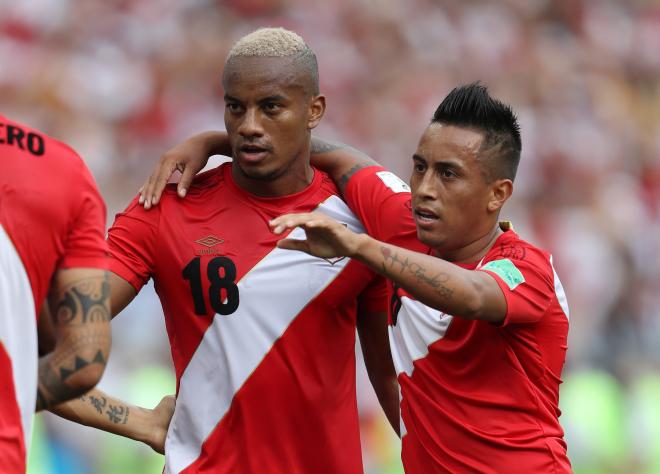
[0,224,37,458]
[165,195,365,474]
[550,255,569,320]
[389,296,453,377]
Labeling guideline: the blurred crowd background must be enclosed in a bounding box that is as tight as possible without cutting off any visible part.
[1,0,659,472]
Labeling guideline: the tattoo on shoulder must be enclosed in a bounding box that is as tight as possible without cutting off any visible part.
[338,161,379,192]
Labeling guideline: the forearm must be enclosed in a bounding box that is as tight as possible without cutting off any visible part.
[50,388,153,445]
[196,131,232,156]
[309,137,379,193]
[370,374,400,436]
[352,235,488,319]
[357,310,400,435]
[36,345,108,411]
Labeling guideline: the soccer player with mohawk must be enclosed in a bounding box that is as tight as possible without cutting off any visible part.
[48,28,397,474]
[145,84,573,473]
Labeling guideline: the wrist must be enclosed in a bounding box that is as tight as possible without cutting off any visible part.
[130,407,156,445]
[349,233,372,260]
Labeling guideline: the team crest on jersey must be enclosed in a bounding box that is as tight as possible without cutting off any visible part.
[195,235,224,255]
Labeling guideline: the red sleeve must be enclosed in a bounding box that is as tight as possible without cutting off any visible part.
[58,164,108,270]
[107,196,160,292]
[357,273,389,314]
[479,246,555,326]
[343,166,419,248]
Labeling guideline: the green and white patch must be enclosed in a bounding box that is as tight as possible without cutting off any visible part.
[482,259,525,290]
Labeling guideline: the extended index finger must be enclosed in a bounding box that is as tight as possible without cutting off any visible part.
[270,212,322,234]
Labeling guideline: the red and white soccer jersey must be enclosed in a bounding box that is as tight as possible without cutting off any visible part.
[0,115,107,472]
[107,163,386,473]
[344,166,572,473]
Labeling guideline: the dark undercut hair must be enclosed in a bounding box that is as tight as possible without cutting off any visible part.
[432,83,521,181]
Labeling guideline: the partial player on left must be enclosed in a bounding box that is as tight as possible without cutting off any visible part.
[0,114,111,473]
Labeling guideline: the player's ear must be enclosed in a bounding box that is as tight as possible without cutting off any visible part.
[307,94,325,130]
[487,179,512,213]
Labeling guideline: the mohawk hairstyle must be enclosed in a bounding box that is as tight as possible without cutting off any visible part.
[227,27,319,95]
[432,83,521,181]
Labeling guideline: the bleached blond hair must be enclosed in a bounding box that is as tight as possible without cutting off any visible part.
[226,27,319,94]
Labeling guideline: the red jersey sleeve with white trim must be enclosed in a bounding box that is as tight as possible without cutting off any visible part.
[107,197,160,292]
[58,164,108,271]
[343,166,423,250]
[478,234,555,326]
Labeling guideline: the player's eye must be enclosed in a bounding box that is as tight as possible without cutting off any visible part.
[413,162,426,173]
[264,102,281,113]
[226,102,242,113]
[440,168,457,179]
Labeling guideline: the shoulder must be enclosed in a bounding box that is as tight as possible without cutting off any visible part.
[489,229,550,265]
[160,162,229,201]
[483,229,553,284]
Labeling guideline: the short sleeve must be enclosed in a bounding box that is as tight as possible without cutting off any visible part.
[357,273,389,314]
[343,166,419,248]
[479,248,555,326]
[58,165,108,270]
[107,196,160,292]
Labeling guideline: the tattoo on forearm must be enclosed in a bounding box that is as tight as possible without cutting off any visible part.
[89,394,107,413]
[107,404,129,424]
[78,395,130,424]
[380,247,454,299]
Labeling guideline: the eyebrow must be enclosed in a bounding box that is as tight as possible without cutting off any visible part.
[258,94,288,103]
[412,153,465,171]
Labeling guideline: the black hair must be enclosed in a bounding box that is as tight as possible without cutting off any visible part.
[432,82,521,181]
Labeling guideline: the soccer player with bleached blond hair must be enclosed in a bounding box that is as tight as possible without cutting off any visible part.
[145,83,573,473]
[46,27,397,474]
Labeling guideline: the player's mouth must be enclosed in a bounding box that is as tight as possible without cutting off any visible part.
[238,144,271,164]
[413,207,440,230]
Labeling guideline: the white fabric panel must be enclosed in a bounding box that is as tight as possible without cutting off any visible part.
[0,224,37,458]
[165,196,365,473]
[550,255,570,320]
[389,296,453,377]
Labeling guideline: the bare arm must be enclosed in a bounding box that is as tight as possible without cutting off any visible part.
[138,133,380,208]
[108,271,138,317]
[308,137,380,194]
[48,271,173,453]
[50,390,175,454]
[36,269,111,411]
[271,213,507,323]
[356,309,399,435]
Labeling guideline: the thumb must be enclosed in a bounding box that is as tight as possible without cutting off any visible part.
[276,238,311,254]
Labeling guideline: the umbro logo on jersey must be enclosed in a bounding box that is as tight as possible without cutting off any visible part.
[195,235,224,255]
[323,256,347,265]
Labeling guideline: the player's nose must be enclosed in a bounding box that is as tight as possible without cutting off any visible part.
[238,108,264,138]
